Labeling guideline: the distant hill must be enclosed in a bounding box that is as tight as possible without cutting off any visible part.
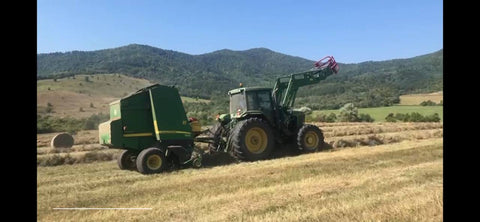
[37,44,443,109]
[37,74,210,119]
[37,74,152,118]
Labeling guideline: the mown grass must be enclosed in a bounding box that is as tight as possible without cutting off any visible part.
[37,123,443,165]
[37,149,121,166]
[312,105,443,122]
[37,138,443,221]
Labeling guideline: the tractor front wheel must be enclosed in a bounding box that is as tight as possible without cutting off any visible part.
[297,124,324,153]
[136,148,167,174]
[232,118,274,161]
[117,150,137,170]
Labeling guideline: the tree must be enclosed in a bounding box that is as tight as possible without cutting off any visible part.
[386,112,440,122]
[410,112,424,122]
[358,113,374,122]
[420,100,436,106]
[338,103,359,122]
[424,113,441,122]
[385,113,396,122]
[317,113,337,123]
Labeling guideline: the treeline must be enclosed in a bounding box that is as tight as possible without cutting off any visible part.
[420,100,442,106]
[307,103,375,123]
[296,87,401,110]
[385,113,440,122]
[306,103,441,123]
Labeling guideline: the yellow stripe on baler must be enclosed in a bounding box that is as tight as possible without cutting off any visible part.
[154,120,160,134]
[123,133,153,137]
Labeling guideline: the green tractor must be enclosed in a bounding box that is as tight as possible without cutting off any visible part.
[208,56,339,161]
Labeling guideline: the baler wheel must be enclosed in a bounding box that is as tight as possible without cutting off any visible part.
[136,148,167,174]
[117,150,137,170]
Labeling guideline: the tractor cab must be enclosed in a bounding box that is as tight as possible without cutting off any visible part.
[228,87,274,123]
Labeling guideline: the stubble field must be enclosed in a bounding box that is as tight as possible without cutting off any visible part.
[37,122,443,221]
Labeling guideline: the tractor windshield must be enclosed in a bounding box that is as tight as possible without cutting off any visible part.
[230,92,247,114]
[246,90,272,111]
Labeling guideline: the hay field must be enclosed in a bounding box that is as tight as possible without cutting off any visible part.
[37,74,209,119]
[37,74,153,118]
[37,122,443,221]
[399,91,443,105]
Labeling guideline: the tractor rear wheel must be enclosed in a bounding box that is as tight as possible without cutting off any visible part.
[117,150,137,170]
[231,118,274,161]
[297,124,324,153]
[207,123,224,153]
[136,148,167,174]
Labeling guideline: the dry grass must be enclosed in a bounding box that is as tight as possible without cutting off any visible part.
[318,122,443,137]
[326,128,443,148]
[37,144,108,155]
[37,138,442,221]
[399,91,443,105]
[37,149,121,166]
[37,74,152,118]
[37,122,443,166]
[37,74,210,119]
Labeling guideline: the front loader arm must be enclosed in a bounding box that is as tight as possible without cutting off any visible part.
[272,56,339,109]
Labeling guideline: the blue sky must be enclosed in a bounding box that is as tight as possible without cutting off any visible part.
[37,0,442,63]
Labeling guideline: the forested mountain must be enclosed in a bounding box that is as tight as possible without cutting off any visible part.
[296,49,443,109]
[37,44,442,109]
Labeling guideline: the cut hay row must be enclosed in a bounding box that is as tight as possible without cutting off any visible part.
[37,144,107,155]
[316,122,442,132]
[326,129,443,148]
[327,128,442,140]
[37,128,442,167]
[36,123,442,148]
[320,122,443,137]
[37,149,121,167]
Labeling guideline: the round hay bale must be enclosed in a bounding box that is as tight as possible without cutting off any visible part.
[51,133,74,148]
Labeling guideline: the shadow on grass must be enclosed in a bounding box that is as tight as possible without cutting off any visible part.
[199,142,335,169]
